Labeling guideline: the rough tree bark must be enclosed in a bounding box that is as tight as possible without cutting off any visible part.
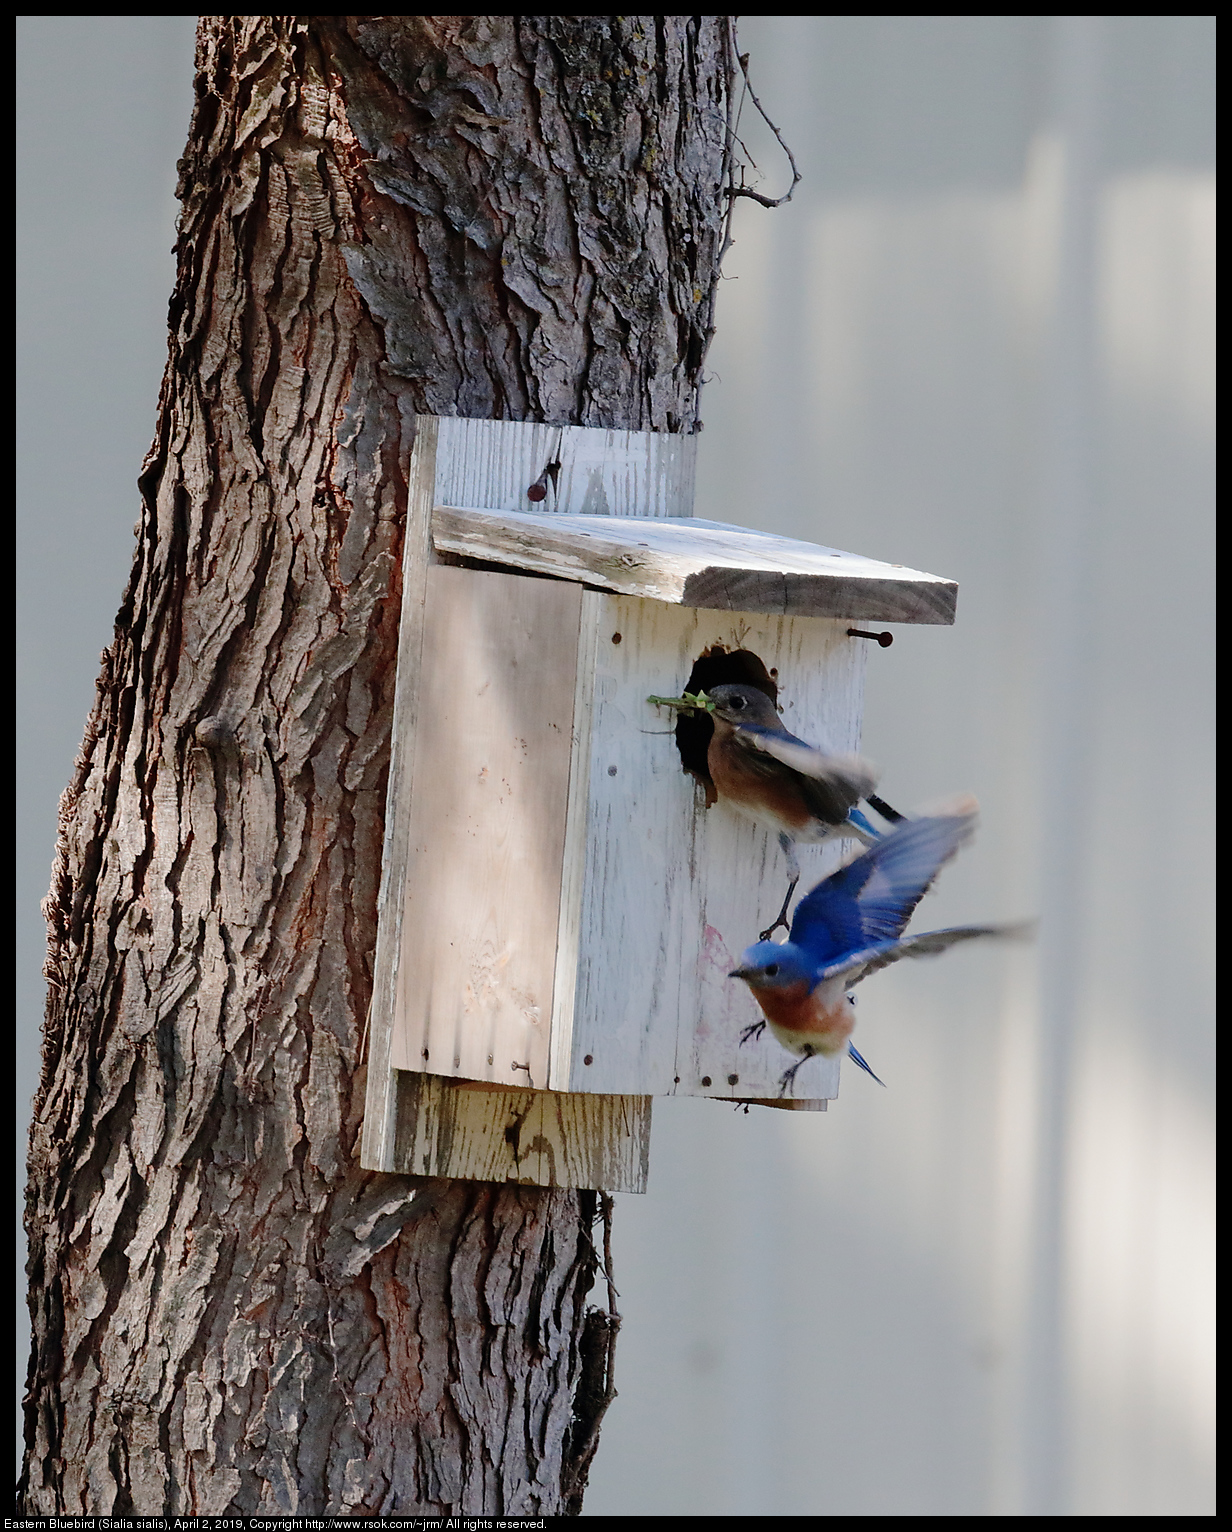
[22,15,731,1516]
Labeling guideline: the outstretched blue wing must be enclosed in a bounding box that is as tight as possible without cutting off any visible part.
[788,798,978,967]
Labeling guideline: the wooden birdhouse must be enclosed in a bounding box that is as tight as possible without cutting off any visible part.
[361,418,956,1191]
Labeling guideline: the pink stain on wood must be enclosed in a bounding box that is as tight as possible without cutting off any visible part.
[699,923,738,977]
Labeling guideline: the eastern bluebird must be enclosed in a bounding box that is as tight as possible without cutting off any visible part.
[727,796,1030,1095]
[648,683,902,938]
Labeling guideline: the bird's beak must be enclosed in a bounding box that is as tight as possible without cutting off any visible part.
[728,966,757,981]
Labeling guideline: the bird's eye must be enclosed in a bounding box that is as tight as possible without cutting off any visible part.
[730,695,746,710]
[765,963,780,977]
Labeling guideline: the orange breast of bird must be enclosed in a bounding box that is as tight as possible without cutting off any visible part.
[753,980,855,1058]
[707,727,815,833]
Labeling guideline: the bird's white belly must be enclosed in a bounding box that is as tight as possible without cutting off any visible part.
[765,978,854,1059]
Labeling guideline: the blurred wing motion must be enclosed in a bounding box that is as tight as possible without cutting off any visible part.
[728,795,1034,1096]
[788,796,980,967]
[817,921,1037,985]
[736,724,880,803]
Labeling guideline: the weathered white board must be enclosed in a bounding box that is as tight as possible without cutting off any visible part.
[390,567,583,1089]
[433,506,957,624]
[560,594,854,1104]
[431,418,696,519]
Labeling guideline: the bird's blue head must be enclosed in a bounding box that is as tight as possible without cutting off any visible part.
[728,940,817,992]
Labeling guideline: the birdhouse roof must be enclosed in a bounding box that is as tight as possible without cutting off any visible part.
[432,508,957,625]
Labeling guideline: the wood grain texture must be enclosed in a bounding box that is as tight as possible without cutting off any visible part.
[433,508,959,623]
[433,418,697,518]
[361,417,441,1172]
[390,568,582,1089]
[25,15,731,1517]
[564,596,855,1104]
[392,1075,650,1192]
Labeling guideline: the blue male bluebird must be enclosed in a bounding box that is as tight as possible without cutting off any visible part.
[649,682,902,938]
[728,796,1029,1095]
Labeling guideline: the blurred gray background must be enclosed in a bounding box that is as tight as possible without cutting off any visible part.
[17,16,1214,1516]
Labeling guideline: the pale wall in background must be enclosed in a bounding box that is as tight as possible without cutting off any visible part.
[17,16,1214,1515]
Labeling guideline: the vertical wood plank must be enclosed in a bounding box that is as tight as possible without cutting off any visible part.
[567,596,864,1103]
[390,567,582,1090]
[361,416,440,1170]
[678,608,858,1104]
[547,589,602,1091]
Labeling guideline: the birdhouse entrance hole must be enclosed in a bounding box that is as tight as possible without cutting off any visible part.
[674,644,779,804]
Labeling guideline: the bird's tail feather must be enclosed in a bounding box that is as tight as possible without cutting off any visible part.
[845,794,910,844]
[846,1042,887,1087]
[844,808,882,845]
[865,793,905,824]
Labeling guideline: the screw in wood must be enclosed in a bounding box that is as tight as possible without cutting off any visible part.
[847,628,894,647]
[526,458,562,502]
[701,1076,712,1087]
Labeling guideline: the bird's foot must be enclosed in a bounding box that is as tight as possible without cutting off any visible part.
[738,1021,766,1047]
[759,869,799,942]
[776,1049,815,1098]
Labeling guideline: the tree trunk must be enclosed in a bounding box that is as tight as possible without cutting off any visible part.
[22,15,729,1516]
